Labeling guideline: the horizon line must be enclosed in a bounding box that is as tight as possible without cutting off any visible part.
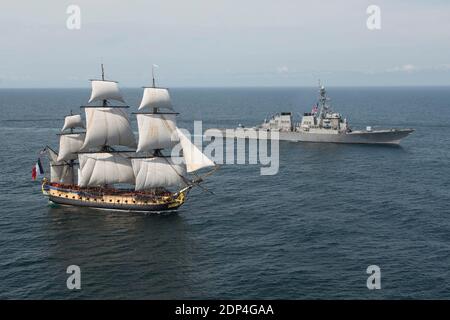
[1,84,450,90]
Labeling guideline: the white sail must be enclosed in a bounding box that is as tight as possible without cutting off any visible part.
[136,113,178,152]
[176,128,215,173]
[82,108,136,150]
[132,157,186,190]
[50,165,75,184]
[46,147,60,165]
[46,147,76,184]
[62,114,84,131]
[88,80,125,104]
[78,152,135,187]
[138,87,173,111]
[57,133,85,162]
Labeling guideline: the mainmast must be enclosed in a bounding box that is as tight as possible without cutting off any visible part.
[69,115,74,184]
[152,65,158,127]
[81,64,136,152]
[77,64,137,188]
[152,64,156,89]
[101,63,107,109]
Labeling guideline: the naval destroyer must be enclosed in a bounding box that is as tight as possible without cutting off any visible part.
[210,85,414,144]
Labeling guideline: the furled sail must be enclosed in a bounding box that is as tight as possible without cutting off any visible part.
[57,133,85,162]
[78,152,135,187]
[88,80,125,104]
[62,114,84,131]
[136,113,178,152]
[176,128,215,173]
[81,108,136,150]
[132,157,186,190]
[138,87,173,111]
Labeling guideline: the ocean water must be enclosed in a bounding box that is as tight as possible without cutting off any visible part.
[0,87,449,299]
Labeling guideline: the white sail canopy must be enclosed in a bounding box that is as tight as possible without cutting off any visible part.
[132,158,186,190]
[88,80,125,104]
[46,147,59,165]
[46,148,76,184]
[50,165,75,184]
[176,128,215,173]
[62,114,84,131]
[82,108,136,150]
[138,87,173,111]
[57,133,85,162]
[78,152,135,187]
[136,113,178,152]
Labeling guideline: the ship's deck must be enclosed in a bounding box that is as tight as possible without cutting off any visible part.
[46,182,173,198]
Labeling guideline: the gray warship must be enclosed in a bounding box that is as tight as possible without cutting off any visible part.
[210,85,414,144]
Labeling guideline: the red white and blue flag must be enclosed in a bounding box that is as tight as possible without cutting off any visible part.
[311,104,319,114]
[32,158,44,181]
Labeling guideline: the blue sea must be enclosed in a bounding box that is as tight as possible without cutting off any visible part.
[0,87,449,299]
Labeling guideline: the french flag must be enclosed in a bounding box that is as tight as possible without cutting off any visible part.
[32,159,44,180]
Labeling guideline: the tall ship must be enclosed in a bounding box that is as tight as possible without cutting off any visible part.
[40,65,216,213]
[209,84,414,144]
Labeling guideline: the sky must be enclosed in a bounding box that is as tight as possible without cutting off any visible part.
[1,0,450,87]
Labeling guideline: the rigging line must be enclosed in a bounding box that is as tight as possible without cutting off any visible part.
[190,177,215,195]
[160,155,191,187]
[44,145,72,166]
[199,165,219,179]
[190,167,218,195]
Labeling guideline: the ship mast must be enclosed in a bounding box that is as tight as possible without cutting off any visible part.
[81,64,135,151]
[151,64,159,116]
[131,66,216,192]
[76,64,137,188]
[56,111,86,184]
[101,63,108,110]
[69,109,75,184]
[316,82,331,126]
[134,65,177,156]
[152,65,161,156]
[152,64,156,89]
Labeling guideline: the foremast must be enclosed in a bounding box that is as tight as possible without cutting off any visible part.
[42,110,86,185]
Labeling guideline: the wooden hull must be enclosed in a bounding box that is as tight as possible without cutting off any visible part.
[42,182,187,213]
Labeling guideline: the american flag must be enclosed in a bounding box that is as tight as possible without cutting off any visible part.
[311,104,319,114]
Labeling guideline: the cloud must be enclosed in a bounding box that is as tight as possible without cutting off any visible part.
[276,66,289,74]
[385,64,450,73]
[434,64,450,71]
[386,64,418,73]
